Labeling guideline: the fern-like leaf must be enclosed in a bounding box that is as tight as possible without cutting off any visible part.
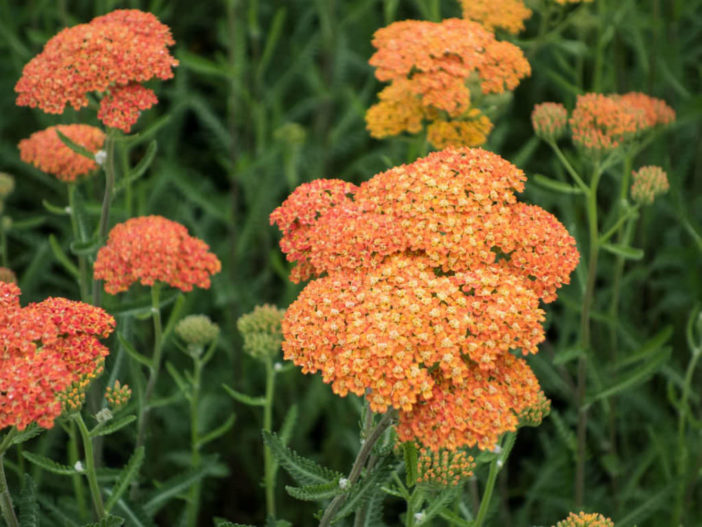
[335,457,393,520]
[18,475,39,527]
[262,431,342,486]
[22,451,77,476]
[81,514,125,527]
[285,478,344,502]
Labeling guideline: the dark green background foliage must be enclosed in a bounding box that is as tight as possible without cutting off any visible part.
[0,0,700,525]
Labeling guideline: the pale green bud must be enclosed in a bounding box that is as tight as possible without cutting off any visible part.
[237,304,285,361]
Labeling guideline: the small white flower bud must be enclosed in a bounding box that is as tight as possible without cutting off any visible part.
[338,477,349,490]
[496,459,504,468]
[94,150,107,166]
[274,362,283,372]
[492,444,502,454]
[96,408,113,424]
[74,461,84,473]
[414,512,425,524]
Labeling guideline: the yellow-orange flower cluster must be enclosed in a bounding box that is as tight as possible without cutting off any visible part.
[518,390,551,427]
[417,447,475,486]
[567,93,674,154]
[0,282,114,430]
[366,19,530,149]
[554,512,614,527]
[15,9,177,132]
[630,165,669,205]
[272,148,579,450]
[93,215,221,294]
[105,380,131,411]
[459,0,532,34]
[18,125,105,182]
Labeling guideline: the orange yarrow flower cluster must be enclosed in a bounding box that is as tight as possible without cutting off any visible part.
[18,125,105,182]
[531,102,568,142]
[554,512,615,527]
[94,215,221,294]
[459,0,532,34]
[366,19,530,149]
[0,282,114,430]
[15,9,177,132]
[568,92,674,154]
[272,148,579,451]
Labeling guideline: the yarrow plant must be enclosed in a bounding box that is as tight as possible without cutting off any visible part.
[554,511,615,527]
[365,19,530,149]
[15,9,178,132]
[18,125,106,182]
[272,147,579,451]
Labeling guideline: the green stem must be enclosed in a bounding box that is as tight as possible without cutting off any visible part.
[599,206,639,245]
[405,488,424,527]
[68,422,88,520]
[74,413,105,520]
[0,429,18,527]
[263,357,276,518]
[67,184,91,303]
[673,314,701,525]
[474,432,516,527]
[319,411,396,527]
[575,166,603,508]
[186,357,204,527]
[92,133,116,307]
[135,283,164,452]
[547,141,589,192]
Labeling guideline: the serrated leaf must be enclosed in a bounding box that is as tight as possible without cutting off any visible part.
[279,404,298,445]
[265,517,291,527]
[117,332,153,369]
[601,242,644,260]
[222,384,266,406]
[197,414,236,448]
[56,129,97,160]
[91,415,137,438]
[12,424,43,445]
[335,457,393,520]
[418,487,457,524]
[105,447,145,512]
[614,326,673,370]
[49,234,79,278]
[531,174,583,194]
[285,479,343,502]
[103,490,155,527]
[262,431,342,486]
[22,451,77,476]
[18,475,39,527]
[81,514,125,527]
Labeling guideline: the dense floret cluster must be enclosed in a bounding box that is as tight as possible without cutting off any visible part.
[459,0,532,34]
[272,148,579,450]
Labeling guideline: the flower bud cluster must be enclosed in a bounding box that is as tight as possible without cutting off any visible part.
[237,305,286,361]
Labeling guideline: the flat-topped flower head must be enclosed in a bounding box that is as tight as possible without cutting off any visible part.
[0,282,114,430]
[532,102,568,142]
[18,125,105,182]
[616,92,676,128]
[630,166,669,205]
[15,9,177,132]
[366,19,530,148]
[554,512,614,527]
[273,148,579,451]
[459,0,532,34]
[93,215,221,294]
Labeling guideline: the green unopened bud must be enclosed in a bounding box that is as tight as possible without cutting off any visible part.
[0,173,14,198]
[531,102,568,142]
[518,391,551,427]
[237,304,285,361]
[630,165,669,205]
[175,315,220,356]
[274,122,306,146]
[0,267,17,284]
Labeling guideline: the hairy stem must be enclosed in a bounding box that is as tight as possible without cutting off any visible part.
[575,167,603,508]
[319,410,396,527]
[0,429,18,527]
[67,184,91,303]
[475,432,515,527]
[186,357,204,527]
[92,133,116,307]
[74,413,105,520]
[135,284,164,453]
[263,357,277,518]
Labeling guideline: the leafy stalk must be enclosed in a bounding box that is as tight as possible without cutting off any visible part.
[263,357,277,518]
[0,428,19,527]
[74,413,106,520]
[93,132,116,307]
